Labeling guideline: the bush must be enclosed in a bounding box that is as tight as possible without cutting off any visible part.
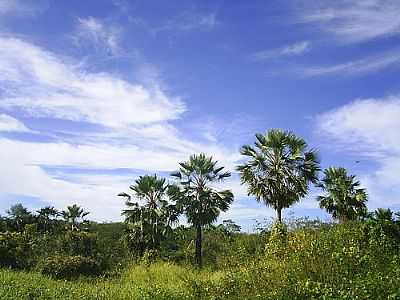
[39,255,101,279]
[59,231,98,257]
[0,232,32,269]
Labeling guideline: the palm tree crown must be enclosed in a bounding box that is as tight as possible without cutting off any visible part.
[317,167,368,222]
[118,175,179,255]
[237,129,320,223]
[36,206,59,232]
[62,204,89,230]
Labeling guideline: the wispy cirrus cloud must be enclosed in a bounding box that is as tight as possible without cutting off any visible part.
[0,35,243,220]
[301,49,400,77]
[0,114,30,132]
[252,41,310,61]
[0,37,185,128]
[72,16,122,57]
[316,96,400,209]
[0,0,44,16]
[298,0,400,43]
[152,9,218,33]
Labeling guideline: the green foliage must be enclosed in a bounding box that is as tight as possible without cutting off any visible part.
[265,222,288,258]
[171,153,233,227]
[5,204,35,232]
[2,220,400,299]
[39,255,101,279]
[317,167,368,222]
[0,232,32,269]
[237,129,320,222]
[119,174,179,256]
[59,230,98,257]
[62,204,90,231]
[36,206,61,233]
[88,222,129,270]
[171,153,234,267]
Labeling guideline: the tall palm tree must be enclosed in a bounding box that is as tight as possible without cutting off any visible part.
[171,153,234,267]
[237,129,320,223]
[317,167,367,222]
[118,175,179,254]
[62,204,89,231]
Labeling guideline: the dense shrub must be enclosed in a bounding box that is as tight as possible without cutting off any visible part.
[0,232,32,269]
[59,230,98,257]
[39,255,101,279]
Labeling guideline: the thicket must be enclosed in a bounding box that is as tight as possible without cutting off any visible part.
[1,218,400,299]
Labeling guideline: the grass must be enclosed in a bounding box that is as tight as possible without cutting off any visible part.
[2,223,400,299]
[0,262,225,300]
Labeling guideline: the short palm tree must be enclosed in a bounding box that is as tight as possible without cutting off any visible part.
[171,153,234,267]
[7,203,34,232]
[237,129,320,223]
[373,208,394,222]
[317,167,368,222]
[62,204,89,231]
[118,175,179,255]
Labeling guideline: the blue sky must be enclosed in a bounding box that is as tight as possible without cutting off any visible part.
[0,0,400,230]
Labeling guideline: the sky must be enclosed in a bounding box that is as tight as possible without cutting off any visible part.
[0,0,399,231]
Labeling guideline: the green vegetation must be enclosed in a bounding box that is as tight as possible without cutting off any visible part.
[317,167,368,222]
[171,153,234,267]
[118,174,179,257]
[1,129,400,299]
[237,129,320,222]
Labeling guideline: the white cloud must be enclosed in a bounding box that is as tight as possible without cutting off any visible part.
[317,96,400,152]
[302,50,400,77]
[0,37,185,128]
[0,0,42,16]
[220,203,275,223]
[0,157,129,221]
[0,136,241,220]
[317,96,400,209]
[252,41,310,61]
[0,35,245,220]
[0,114,30,132]
[153,10,218,33]
[299,0,400,43]
[73,17,122,57]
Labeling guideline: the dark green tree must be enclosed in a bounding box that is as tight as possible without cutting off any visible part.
[36,206,60,233]
[218,219,241,235]
[6,204,34,232]
[237,129,320,223]
[171,153,234,267]
[0,214,6,232]
[317,167,368,222]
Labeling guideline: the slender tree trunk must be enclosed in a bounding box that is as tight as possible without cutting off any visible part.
[195,224,202,268]
[277,207,282,223]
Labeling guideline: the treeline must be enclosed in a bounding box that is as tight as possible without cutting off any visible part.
[0,204,89,233]
[1,128,400,285]
[0,200,263,279]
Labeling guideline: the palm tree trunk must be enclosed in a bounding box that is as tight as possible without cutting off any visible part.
[277,207,282,223]
[195,224,202,268]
